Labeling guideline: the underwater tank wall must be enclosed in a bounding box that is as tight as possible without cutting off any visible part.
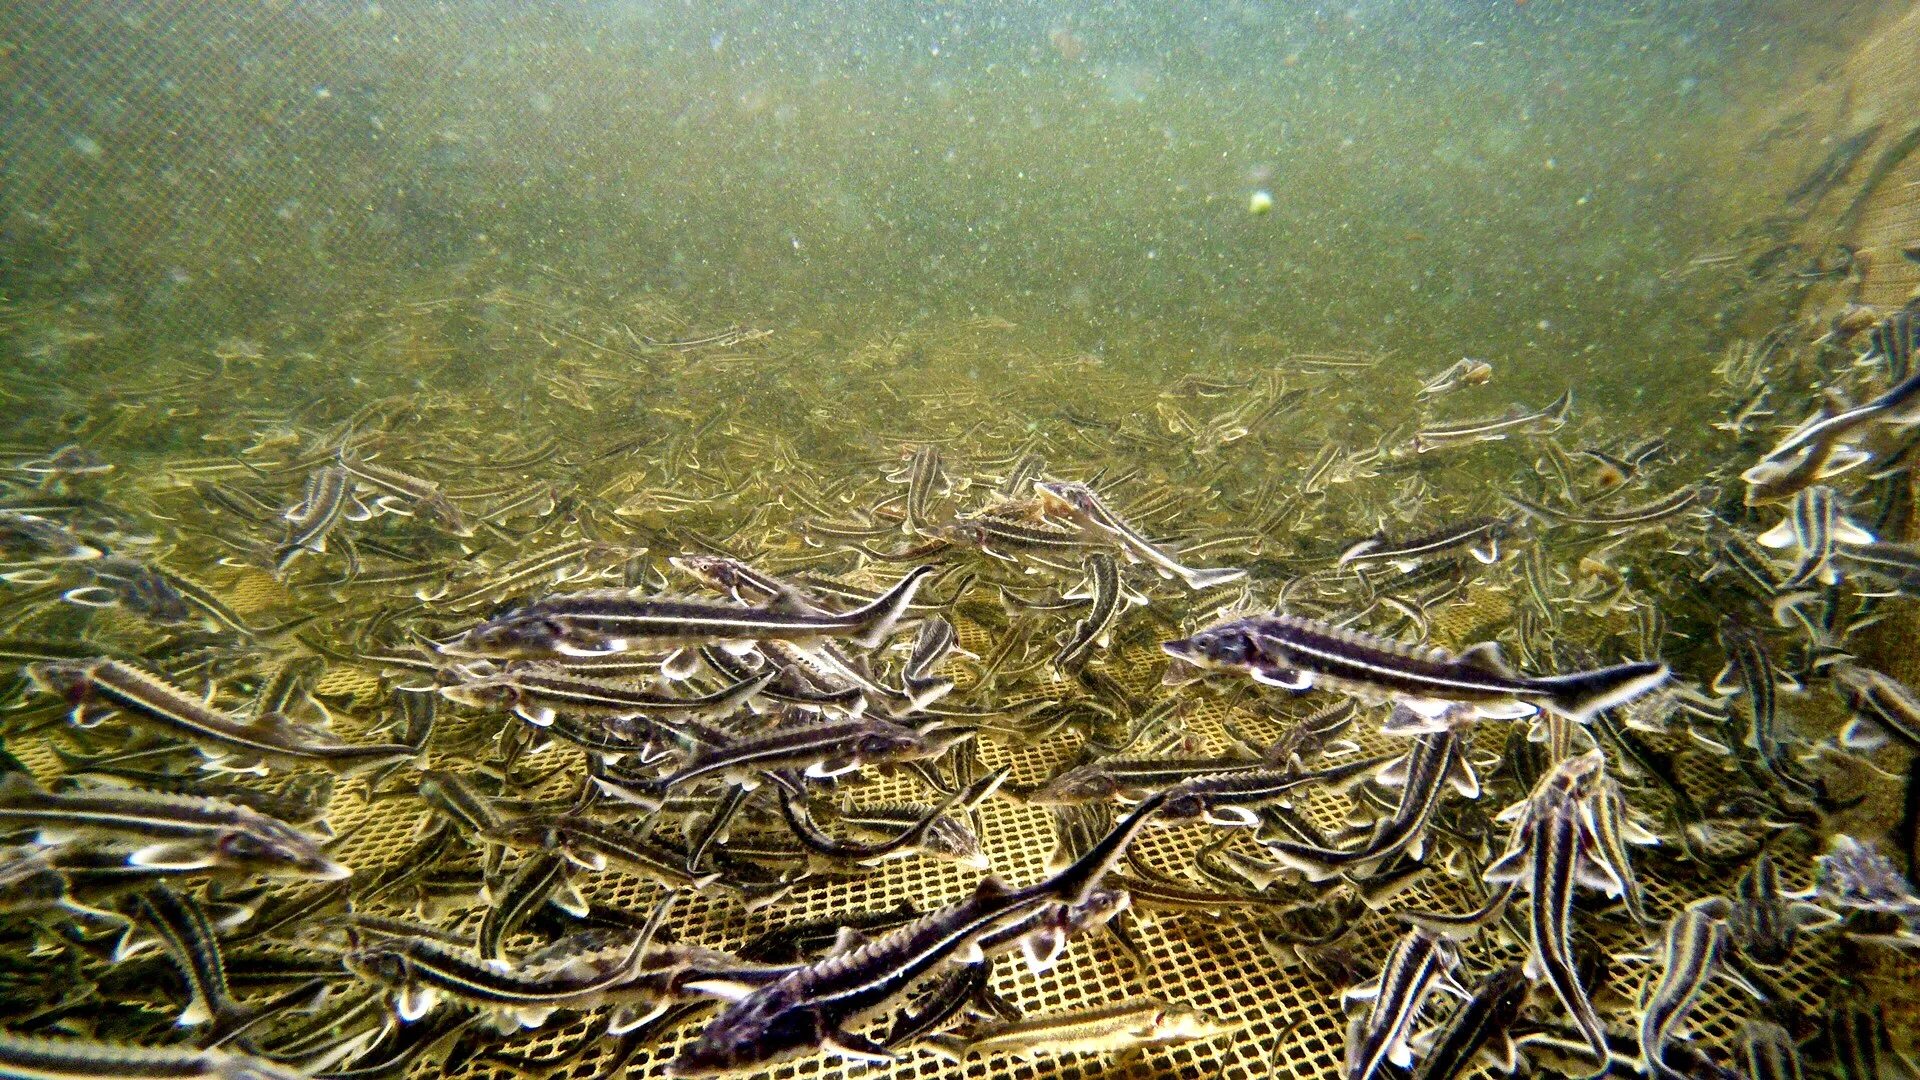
[1,2,1919,1079]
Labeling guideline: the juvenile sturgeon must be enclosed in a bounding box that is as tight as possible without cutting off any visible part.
[593,717,973,804]
[1344,927,1465,1080]
[1756,484,1873,587]
[1052,552,1140,673]
[899,615,960,709]
[275,464,355,569]
[1409,388,1571,454]
[437,565,934,660]
[1264,721,1476,878]
[27,658,418,774]
[440,666,774,728]
[1163,613,1667,722]
[1037,480,1245,589]
[1338,517,1509,570]
[669,793,1168,1075]
[1482,751,1616,1069]
[0,1032,306,1080]
[1637,896,1762,1080]
[0,774,347,880]
[925,999,1236,1061]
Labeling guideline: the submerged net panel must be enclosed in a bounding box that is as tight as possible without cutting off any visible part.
[1753,2,1920,308]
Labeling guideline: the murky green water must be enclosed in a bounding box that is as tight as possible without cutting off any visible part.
[0,3,1915,1078]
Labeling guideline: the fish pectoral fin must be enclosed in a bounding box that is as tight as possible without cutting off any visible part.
[1756,519,1797,548]
[128,842,220,871]
[396,984,439,1022]
[1818,446,1873,478]
[805,756,861,779]
[550,877,590,918]
[1201,806,1261,828]
[823,1030,896,1065]
[680,978,759,1002]
[1249,664,1313,689]
[606,1000,671,1035]
[1022,927,1066,972]
[1833,517,1877,545]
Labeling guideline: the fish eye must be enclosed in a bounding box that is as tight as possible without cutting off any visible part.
[217,832,273,860]
[1202,630,1251,664]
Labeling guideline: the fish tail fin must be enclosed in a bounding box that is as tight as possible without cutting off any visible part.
[1546,387,1574,425]
[849,565,935,648]
[1538,661,1669,722]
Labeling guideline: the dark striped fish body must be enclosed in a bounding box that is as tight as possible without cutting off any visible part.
[1053,552,1134,673]
[596,717,972,802]
[1821,998,1910,1080]
[275,464,352,568]
[1834,540,1920,592]
[439,565,933,659]
[669,794,1167,1076]
[1410,964,1528,1080]
[338,449,471,537]
[1502,485,1709,531]
[1338,517,1509,570]
[1737,1020,1806,1080]
[1712,619,1815,798]
[346,924,656,1027]
[1757,485,1873,587]
[1409,388,1571,453]
[1728,850,1837,968]
[0,774,346,880]
[440,667,773,728]
[886,445,950,535]
[1832,662,1920,750]
[1157,755,1388,827]
[1265,724,1473,879]
[0,1032,306,1080]
[1640,897,1740,1080]
[1025,754,1276,806]
[1863,307,1919,384]
[899,615,959,709]
[27,657,417,774]
[1037,481,1245,590]
[1163,613,1667,722]
[696,644,870,716]
[126,883,250,1031]
[1483,751,1616,1068]
[1343,928,1463,1080]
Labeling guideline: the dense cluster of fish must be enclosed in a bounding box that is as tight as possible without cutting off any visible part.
[0,280,1917,1080]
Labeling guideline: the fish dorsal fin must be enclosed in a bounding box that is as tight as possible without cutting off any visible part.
[1457,641,1513,675]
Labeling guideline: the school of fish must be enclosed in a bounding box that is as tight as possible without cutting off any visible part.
[0,277,1917,1080]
